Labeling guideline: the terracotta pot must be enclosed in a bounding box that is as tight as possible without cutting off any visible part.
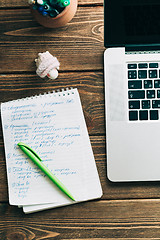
[30,0,77,28]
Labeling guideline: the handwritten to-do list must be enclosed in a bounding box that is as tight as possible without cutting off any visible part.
[1,88,102,212]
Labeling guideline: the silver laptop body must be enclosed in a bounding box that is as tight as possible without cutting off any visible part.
[104,0,160,181]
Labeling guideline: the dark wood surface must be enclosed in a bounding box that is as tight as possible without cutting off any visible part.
[1,1,160,239]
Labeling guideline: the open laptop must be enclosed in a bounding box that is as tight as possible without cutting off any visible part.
[104,0,160,181]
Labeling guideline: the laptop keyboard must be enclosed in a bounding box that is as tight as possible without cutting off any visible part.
[128,62,160,121]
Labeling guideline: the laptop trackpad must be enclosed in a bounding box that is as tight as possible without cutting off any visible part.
[107,121,160,182]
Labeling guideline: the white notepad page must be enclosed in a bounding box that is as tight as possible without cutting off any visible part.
[1,88,102,210]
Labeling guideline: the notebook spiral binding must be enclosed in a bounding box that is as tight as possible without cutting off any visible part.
[2,88,76,104]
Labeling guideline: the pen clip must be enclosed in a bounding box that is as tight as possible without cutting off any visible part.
[17,142,42,161]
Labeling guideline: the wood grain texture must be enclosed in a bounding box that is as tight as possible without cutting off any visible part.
[1,0,103,8]
[1,200,160,239]
[0,7,104,72]
[1,0,160,239]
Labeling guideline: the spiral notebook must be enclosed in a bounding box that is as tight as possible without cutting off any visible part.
[1,88,102,213]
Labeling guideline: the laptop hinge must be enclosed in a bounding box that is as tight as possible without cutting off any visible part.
[125,44,160,52]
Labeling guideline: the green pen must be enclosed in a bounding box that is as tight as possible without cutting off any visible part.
[17,142,75,201]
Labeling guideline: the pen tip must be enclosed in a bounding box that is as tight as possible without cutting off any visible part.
[17,142,25,148]
[17,142,22,146]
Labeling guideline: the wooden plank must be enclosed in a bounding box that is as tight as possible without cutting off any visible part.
[0,7,104,72]
[1,199,160,239]
[1,0,103,8]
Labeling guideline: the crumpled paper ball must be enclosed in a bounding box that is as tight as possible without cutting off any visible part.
[35,51,60,79]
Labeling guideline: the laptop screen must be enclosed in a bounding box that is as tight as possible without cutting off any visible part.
[104,0,160,48]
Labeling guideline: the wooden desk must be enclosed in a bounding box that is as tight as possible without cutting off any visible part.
[1,1,160,239]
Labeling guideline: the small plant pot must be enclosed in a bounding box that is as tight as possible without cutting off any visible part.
[30,0,77,28]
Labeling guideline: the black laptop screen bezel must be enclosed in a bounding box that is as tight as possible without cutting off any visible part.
[104,0,160,48]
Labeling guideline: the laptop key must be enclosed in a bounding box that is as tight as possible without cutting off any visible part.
[154,80,160,88]
[149,63,158,68]
[128,64,137,69]
[128,70,137,79]
[139,110,148,120]
[149,70,157,78]
[157,90,160,98]
[152,100,160,108]
[144,80,152,88]
[129,100,140,109]
[138,63,148,68]
[150,110,159,120]
[142,100,150,109]
[128,80,142,89]
[129,111,138,121]
[147,90,155,98]
[138,70,147,79]
[128,90,145,99]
